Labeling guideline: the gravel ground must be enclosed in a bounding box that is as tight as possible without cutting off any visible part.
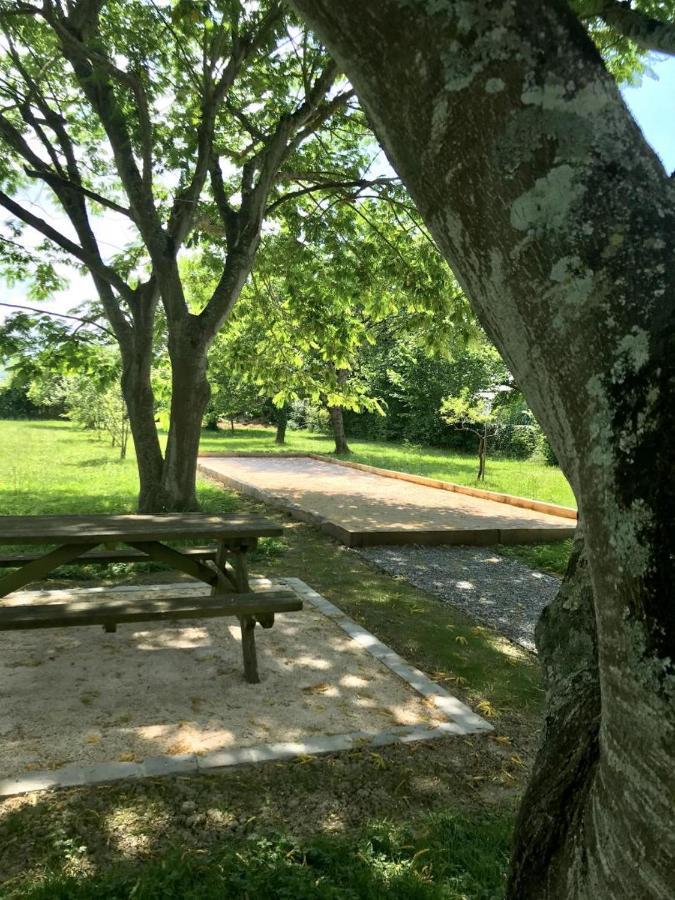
[355,546,561,652]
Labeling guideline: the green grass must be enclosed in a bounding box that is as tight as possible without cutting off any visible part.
[200,425,576,508]
[0,419,235,517]
[0,419,573,512]
[7,812,511,899]
[201,424,574,576]
[0,420,242,580]
[0,419,543,710]
[0,419,551,897]
[498,541,572,577]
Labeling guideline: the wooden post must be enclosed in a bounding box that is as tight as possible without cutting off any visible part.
[214,540,260,682]
[239,615,259,684]
[230,542,251,592]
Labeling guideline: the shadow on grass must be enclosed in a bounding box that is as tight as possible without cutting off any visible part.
[10,422,70,432]
[66,458,128,468]
[1,788,511,900]
[201,428,276,443]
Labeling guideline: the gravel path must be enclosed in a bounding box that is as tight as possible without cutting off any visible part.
[355,546,561,652]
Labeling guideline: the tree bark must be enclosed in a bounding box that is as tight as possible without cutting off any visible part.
[328,404,350,454]
[291,2,675,897]
[160,328,211,512]
[508,531,601,896]
[275,403,290,445]
[477,431,486,480]
[120,336,166,513]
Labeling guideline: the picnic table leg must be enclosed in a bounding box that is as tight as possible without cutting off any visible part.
[230,542,251,592]
[213,541,260,684]
[211,542,233,594]
[234,544,260,683]
[239,615,259,684]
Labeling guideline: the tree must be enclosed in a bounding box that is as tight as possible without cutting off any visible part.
[0,0,384,511]
[290,1,675,898]
[0,308,133,457]
[440,383,513,480]
[202,191,471,453]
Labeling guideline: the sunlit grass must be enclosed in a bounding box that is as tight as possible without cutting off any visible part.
[0,420,240,579]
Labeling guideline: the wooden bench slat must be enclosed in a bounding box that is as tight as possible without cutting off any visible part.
[0,590,302,631]
[0,546,219,567]
[0,514,283,545]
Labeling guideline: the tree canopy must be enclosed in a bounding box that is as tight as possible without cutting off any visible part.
[0,0,390,509]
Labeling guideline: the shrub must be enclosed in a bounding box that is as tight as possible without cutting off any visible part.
[0,379,61,419]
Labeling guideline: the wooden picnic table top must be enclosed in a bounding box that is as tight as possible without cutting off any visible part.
[0,513,283,545]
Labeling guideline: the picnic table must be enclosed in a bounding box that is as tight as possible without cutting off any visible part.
[0,513,302,683]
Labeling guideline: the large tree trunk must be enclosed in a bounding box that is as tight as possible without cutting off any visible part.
[120,333,166,513]
[291,2,675,897]
[328,404,350,454]
[161,330,211,512]
[509,532,600,895]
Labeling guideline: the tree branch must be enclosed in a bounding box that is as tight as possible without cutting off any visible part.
[46,3,167,260]
[198,62,346,340]
[166,2,284,250]
[0,302,116,338]
[589,1,675,56]
[24,169,131,217]
[209,158,239,249]
[0,189,133,305]
[266,176,397,214]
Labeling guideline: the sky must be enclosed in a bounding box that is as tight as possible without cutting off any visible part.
[1,53,674,327]
[623,55,675,172]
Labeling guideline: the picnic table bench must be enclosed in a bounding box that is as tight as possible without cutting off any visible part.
[0,513,302,683]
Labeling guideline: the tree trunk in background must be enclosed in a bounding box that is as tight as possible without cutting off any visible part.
[160,331,211,512]
[275,403,290,445]
[477,432,486,480]
[329,368,351,454]
[328,404,350,454]
[291,1,675,897]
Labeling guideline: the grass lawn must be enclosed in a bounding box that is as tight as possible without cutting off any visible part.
[0,420,550,897]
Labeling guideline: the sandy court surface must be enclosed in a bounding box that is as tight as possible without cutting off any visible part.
[198,456,575,545]
[0,581,448,781]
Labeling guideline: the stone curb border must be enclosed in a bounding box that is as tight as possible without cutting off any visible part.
[198,450,578,520]
[0,579,490,798]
